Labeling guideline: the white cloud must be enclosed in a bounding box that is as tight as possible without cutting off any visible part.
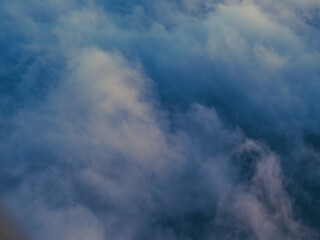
[1,0,320,239]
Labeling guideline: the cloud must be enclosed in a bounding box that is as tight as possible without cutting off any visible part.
[0,0,320,239]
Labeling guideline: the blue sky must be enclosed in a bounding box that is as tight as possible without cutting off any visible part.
[0,0,320,239]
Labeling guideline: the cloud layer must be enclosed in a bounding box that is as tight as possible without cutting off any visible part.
[1,0,320,239]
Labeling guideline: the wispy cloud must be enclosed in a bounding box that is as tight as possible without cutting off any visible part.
[0,0,320,239]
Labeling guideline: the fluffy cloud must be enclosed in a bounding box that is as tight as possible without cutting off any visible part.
[0,0,320,239]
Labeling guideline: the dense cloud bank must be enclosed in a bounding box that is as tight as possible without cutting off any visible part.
[1,0,320,239]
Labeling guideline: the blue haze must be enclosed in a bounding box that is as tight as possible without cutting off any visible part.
[0,0,320,239]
